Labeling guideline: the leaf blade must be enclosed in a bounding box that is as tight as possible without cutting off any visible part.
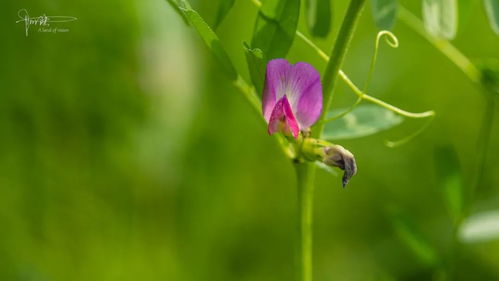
[323,104,403,140]
[434,146,465,225]
[243,43,266,94]
[390,210,440,267]
[460,210,499,243]
[173,0,238,80]
[484,0,499,35]
[214,0,236,29]
[371,0,397,30]
[422,0,458,39]
[251,0,301,60]
[306,0,332,38]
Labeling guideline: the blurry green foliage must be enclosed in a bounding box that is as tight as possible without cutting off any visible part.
[460,210,499,243]
[175,0,238,80]
[243,42,266,94]
[484,0,499,35]
[371,0,397,30]
[422,0,458,39]
[435,146,465,225]
[251,0,300,60]
[390,210,440,268]
[323,105,403,140]
[305,0,332,38]
[0,0,499,280]
[214,0,236,29]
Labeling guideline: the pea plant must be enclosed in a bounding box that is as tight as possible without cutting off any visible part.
[166,0,498,280]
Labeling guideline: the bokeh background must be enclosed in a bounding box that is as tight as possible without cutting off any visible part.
[1,0,499,280]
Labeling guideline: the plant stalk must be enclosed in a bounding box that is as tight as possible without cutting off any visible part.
[294,2,366,281]
[314,0,367,138]
[295,162,316,281]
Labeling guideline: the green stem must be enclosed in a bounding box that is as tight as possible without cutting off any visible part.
[294,162,316,281]
[295,2,365,281]
[314,0,367,138]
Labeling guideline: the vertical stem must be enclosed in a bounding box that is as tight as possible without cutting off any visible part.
[314,0,367,138]
[295,2,366,281]
[295,162,316,281]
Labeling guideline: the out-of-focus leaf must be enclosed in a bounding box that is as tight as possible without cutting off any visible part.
[422,0,458,39]
[435,147,464,225]
[166,0,189,24]
[390,210,440,267]
[306,0,332,38]
[484,0,499,35]
[251,0,300,60]
[371,0,397,30]
[323,104,403,140]
[480,60,499,95]
[459,210,499,243]
[174,0,237,80]
[243,42,266,94]
[214,0,235,29]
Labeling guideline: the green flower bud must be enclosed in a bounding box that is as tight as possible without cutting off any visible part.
[300,138,357,187]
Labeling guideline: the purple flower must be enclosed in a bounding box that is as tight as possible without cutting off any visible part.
[262,59,323,138]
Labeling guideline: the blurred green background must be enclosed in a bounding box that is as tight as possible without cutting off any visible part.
[1,0,499,280]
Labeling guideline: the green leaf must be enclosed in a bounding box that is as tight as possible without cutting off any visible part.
[166,0,189,24]
[172,0,237,80]
[214,0,236,29]
[306,0,332,38]
[422,0,458,39]
[323,105,403,140]
[243,42,266,94]
[480,59,499,95]
[390,209,440,267]
[371,0,397,30]
[251,0,301,60]
[434,147,464,225]
[459,210,499,243]
[484,0,499,35]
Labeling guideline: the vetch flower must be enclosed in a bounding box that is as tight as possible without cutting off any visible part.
[263,59,323,138]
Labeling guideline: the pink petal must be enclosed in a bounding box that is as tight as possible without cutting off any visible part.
[268,96,299,138]
[286,62,322,129]
[262,59,322,130]
[262,59,290,122]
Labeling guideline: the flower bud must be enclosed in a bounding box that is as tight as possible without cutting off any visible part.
[300,138,357,187]
[323,145,357,188]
